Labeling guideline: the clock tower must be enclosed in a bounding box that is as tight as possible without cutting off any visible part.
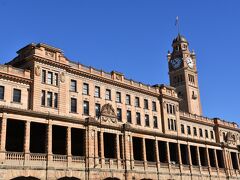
[167,34,202,116]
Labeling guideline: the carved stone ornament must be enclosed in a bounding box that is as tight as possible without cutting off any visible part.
[225,132,237,144]
[116,74,121,80]
[60,72,65,83]
[100,103,117,123]
[35,65,41,76]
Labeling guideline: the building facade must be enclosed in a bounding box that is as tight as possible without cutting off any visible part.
[0,35,239,180]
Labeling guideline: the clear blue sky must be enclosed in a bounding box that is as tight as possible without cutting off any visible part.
[0,0,239,123]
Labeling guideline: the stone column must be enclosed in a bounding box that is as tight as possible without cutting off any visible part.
[142,138,147,170]
[67,127,72,166]
[166,141,171,174]
[24,121,31,163]
[196,146,202,172]
[222,148,230,176]
[187,144,193,173]
[214,149,219,175]
[206,147,211,175]
[177,143,182,172]
[129,135,134,169]
[47,123,52,162]
[94,130,98,166]
[155,139,160,171]
[100,131,104,166]
[0,113,7,160]
[116,134,121,168]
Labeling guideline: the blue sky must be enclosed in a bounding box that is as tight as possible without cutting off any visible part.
[0,0,239,123]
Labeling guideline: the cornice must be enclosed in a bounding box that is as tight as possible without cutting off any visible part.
[0,72,32,84]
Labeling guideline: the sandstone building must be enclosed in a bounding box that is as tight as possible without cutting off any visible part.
[0,34,239,180]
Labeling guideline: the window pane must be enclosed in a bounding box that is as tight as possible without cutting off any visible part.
[127,110,131,123]
[116,92,121,103]
[135,97,139,107]
[83,101,89,115]
[47,72,53,84]
[42,70,46,83]
[13,89,21,103]
[0,86,4,100]
[71,80,77,92]
[145,115,149,127]
[47,92,52,107]
[54,93,58,108]
[105,89,111,100]
[83,83,89,95]
[136,112,141,125]
[95,103,100,117]
[152,101,156,111]
[117,108,122,121]
[95,86,100,97]
[41,90,45,106]
[153,116,158,128]
[126,95,130,105]
[54,73,58,86]
[144,99,148,109]
[71,98,77,113]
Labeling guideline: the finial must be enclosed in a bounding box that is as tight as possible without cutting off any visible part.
[175,16,180,34]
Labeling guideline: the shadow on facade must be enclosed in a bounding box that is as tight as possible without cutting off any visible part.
[11,177,40,180]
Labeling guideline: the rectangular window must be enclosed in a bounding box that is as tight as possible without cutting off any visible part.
[127,110,132,123]
[171,119,174,130]
[70,80,77,92]
[167,104,176,115]
[152,101,157,111]
[205,130,209,138]
[95,86,100,98]
[47,92,52,107]
[71,98,77,113]
[145,114,150,127]
[41,90,45,106]
[117,108,122,121]
[181,124,185,134]
[83,101,89,115]
[105,89,111,100]
[0,86,4,100]
[193,127,197,136]
[168,118,171,130]
[210,131,214,139]
[136,112,141,125]
[13,89,21,103]
[47,72,53,84]
[144,99,148,109]
[116,92,121,103]
[199,128,203,137]
[42,70,46,83]
[54,93,58,108]
[126,94,131,105]
[135,97,140,107]
[83,83,89,95]
[187,126,191,135]
[153,116,158,128]
[95,103,101,117]
[54,73,58,86]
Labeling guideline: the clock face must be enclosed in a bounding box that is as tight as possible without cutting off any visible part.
[170,58,182,69]
[186,57,194,69]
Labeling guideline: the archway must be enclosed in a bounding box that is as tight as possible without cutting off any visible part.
[11,177,40,180]
[58,177,80,180]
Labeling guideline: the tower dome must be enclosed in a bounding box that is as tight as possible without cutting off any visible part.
[172,34,188,45]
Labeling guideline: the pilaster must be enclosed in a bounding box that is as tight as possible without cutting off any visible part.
[24,121,31,163]
[0,113,7,161]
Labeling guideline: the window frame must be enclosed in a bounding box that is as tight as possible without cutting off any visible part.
[13,89,21,103]
[70,80,77,92]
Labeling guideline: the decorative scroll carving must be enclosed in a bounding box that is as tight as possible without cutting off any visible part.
[225,132,237,145]
[100,103,117,123]
[45,50,54,58]
[35,65,41,76]
[60,72,65,83]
